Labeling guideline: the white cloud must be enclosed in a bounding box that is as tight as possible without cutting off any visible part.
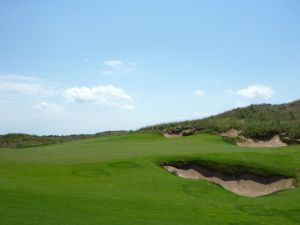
[236,85,273,99]
[235,101,251,108]
[0,74,57,96]
[287,99,297,103]
[64,85,135,110]
[104,60,124,69]
[33,102,64,113]
[195,90,205,97]
[102,60,136,76]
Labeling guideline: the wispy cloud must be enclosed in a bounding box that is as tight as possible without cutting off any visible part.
[195,90,205,97]
[236,85,274,99]
[33,102,64,113]
[64,85,135,110]
[0,74,57,96]
[101,60,136,76]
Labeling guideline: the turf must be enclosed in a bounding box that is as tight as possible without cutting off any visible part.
[0,132,300,225]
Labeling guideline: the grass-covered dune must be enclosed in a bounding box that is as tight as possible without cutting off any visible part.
[0,132,300,225]
[0,131,128,148]
[141,100,300,142]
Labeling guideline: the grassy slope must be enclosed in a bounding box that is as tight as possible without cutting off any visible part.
[140,100,300,141]
[0,132,300,225]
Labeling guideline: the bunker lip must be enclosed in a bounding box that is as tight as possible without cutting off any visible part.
[161,161,296,197]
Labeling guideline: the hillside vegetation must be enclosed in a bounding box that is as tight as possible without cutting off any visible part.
[140,100,300,143]
[0,131,128,148]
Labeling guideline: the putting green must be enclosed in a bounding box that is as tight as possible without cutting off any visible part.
[0,132,299,225]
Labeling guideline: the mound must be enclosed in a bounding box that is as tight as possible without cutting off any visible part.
[141,100,300,143]
[163,162,295,197]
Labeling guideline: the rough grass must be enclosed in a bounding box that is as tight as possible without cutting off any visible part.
[0,132,300,225]
[140,100,300,142]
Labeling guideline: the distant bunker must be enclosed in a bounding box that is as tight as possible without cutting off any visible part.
[162,161,295,197]
[221,129,288,147]
[163,127,195,138]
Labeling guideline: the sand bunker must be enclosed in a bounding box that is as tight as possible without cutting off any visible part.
[163,133,182,138]
[237,135,287,148]
[221,129,287,147]
[163,128,195,138]
[221,128,241,137]
[163,163,295,197]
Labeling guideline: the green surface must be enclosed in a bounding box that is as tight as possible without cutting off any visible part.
[0,132,300,225]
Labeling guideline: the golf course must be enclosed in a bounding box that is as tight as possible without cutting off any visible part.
[0,131,299,225]
[1,1,300,224]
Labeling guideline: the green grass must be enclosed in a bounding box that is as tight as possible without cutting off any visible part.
[0,132,300,225]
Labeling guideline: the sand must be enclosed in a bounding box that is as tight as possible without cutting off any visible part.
[163,133,182,138]
[164,164,295,197]
[221,129,287,147]
[237,135,287,148]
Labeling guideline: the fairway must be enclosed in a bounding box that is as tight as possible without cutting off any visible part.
[0,133,299,225]
[1,1,300,224]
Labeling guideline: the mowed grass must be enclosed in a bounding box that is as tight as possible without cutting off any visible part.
[0,132,300,225]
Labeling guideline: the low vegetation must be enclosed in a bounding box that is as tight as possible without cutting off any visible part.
[140,100,300,143]
[0,131,129,148]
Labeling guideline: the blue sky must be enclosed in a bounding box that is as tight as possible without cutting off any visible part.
[0,0,299,135]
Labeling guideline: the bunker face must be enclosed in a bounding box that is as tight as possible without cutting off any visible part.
[163,163,295,197]
[221,129,287,147]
